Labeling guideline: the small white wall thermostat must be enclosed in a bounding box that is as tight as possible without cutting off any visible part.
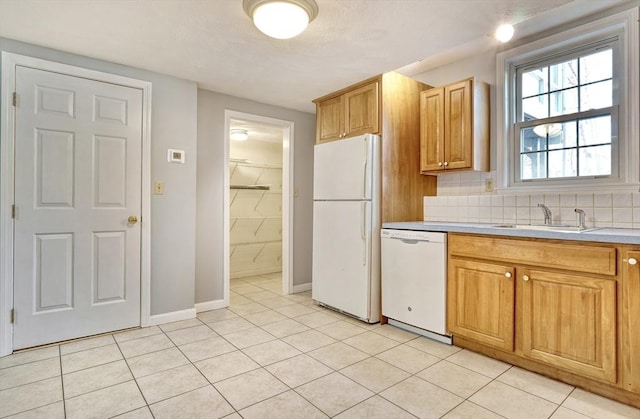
[167,149,185,163]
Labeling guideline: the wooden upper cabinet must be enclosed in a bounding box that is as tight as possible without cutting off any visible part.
[344,82,379,138]
[420,77,489,174]
[316,95,344,143]
[314,80,379,143]
[520,268,617,384]
[420,87,445,172]
[448,257,515,351]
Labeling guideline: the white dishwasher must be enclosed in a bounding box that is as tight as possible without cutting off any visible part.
[381,229,451,344]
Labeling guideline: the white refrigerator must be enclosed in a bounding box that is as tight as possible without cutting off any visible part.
[312,134,381,323]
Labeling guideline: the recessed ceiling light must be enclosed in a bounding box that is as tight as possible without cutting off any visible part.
[495,23,515,43]
[243,0,319,40]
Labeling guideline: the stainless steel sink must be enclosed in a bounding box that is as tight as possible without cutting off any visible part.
[491,224,599,233]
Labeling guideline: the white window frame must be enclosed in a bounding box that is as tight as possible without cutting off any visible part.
[496,7,639,193]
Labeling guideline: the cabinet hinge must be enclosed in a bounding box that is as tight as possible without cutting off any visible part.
[10,309,15,324]
[11,205,16,219]
[12,92,17,107]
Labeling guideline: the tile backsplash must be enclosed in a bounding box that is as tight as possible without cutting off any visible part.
[424,171,640,229]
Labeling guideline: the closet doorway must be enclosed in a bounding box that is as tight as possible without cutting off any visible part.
[224,111,294,303]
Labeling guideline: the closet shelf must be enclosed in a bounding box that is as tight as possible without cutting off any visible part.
[230,158,282,169]
[230,184,270,190]
[231,216,281,220]
[230,240,282,246]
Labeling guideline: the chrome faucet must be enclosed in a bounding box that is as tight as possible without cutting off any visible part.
[575,208,587,230]
[538,203,552,225]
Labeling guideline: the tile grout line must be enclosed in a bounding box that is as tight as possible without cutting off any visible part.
[58,344,67,419]
[165,315,244,416]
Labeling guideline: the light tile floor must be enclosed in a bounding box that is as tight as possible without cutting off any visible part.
[1,272,639,419]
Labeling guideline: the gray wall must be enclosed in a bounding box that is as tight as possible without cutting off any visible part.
[0,37,198,316]
[196,90,315,303]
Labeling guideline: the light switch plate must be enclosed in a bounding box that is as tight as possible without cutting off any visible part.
[154,181,165,195]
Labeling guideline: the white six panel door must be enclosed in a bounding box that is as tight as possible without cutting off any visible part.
[13,66,143,349]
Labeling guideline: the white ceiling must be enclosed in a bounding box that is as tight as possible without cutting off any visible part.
[0,0,627,114]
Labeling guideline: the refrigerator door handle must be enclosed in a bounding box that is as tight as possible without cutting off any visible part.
[362,159,367,199]
[361,202,367,266]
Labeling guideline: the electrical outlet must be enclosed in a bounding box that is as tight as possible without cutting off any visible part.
[485,178,495,192]
[154,181,165,195]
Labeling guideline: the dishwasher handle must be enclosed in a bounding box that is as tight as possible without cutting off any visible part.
[386,237,433,245]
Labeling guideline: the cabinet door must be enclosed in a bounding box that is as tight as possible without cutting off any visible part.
[420,88,445,172]
[448,258,515,351]
[521,269,617,384]
[316,95,344,143]
[344,81,379,137]
[621,249,640,392]
[444,79,472,170]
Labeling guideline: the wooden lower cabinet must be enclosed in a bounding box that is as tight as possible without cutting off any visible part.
[621,248,640,393]
[448,234,640,408]
[520,268,617,384]
[448,258,514,351]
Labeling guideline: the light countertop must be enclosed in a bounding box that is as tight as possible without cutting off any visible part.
[382,221,640,245]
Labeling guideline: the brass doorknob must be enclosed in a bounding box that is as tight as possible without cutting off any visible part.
[128,216,138,224]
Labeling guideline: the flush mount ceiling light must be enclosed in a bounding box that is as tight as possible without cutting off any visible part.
[243,0,319,40]
[230,129,249,141]
[495,23,515,43]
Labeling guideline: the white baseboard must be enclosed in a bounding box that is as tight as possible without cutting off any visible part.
[147,308,196,326]
[292,282,311,293]
[194,299,227,313]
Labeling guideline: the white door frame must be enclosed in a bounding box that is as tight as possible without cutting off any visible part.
[223,110,294,302]
[0,52,152,356]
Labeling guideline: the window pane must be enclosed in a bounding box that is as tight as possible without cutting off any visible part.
[580,80,612,111]
[550,87,578,116]
[522,95,548,120]
[579,116,611,146]
[522,67,548,97]
[547,121,577,150]
[548,149,577,178]
[579,145,611,176]
[521,126,547,152]
[580,49,612,84]
[521,152,547,180]
[550,58,578,91]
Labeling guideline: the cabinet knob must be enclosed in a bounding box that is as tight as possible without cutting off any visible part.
[438,162,443,167]
[443,162,449,166]
[505,272,512,278]
[523,275,530,281]
[628,258,638,265]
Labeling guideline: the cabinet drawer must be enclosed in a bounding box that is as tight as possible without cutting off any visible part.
[449,234,617,276]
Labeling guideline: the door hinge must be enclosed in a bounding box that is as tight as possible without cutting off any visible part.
[12,92,17,107]
[10,309,15,324]
[11,205,16,219]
